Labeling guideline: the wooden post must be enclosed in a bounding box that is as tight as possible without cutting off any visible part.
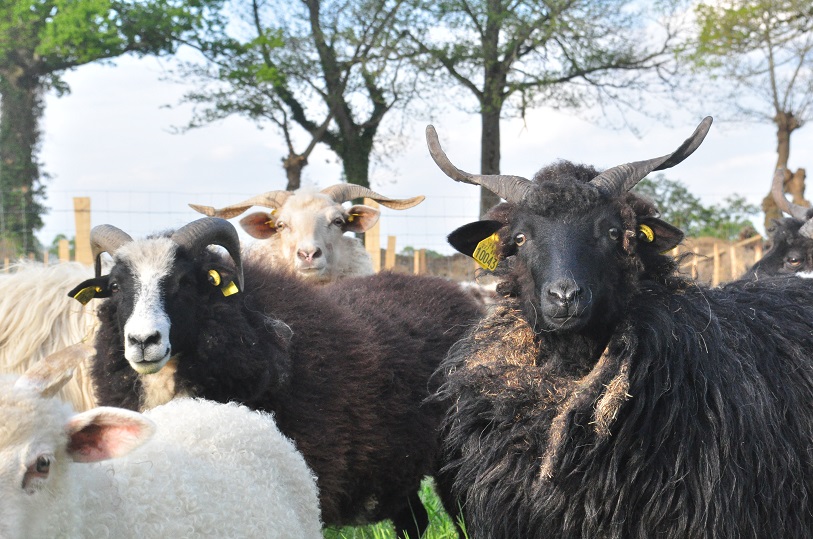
[73,197,92,265]
[712,243,720,286]
[58,238,70,262]
[729,244,738,280]
[754,242,763,262]
[692,247,699,280]
[3,257,8,271]
[363,198,381,272]
[385,235,396,270]
[413,248,426,275]
[43,250,49,265]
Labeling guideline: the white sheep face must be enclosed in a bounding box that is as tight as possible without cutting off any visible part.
[240,189,379,283]
[0,376,154,538]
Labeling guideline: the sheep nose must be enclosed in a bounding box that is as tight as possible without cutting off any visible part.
[128,331,162,350]
[297,247,322,262]
[548,280,582,306]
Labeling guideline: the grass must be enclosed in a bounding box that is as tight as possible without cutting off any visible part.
[322,477,466,539]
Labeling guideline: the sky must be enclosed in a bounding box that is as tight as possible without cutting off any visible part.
[37,54,813,256]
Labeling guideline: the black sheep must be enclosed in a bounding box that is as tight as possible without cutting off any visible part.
[68,218,482,537]
[427,118,813,538]
[744,168,813,279]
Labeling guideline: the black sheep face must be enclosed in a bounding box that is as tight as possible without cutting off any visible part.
[71,239,240,375]
[449,173,683,336]
[747,218,813,278]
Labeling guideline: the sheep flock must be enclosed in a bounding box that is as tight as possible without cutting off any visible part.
[3,114,813,539]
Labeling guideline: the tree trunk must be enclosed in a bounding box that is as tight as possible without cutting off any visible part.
[282,154,306,191]
[0,70,44,258]
[340,134,373,188]
[480,108,502,216]
[763,110,805,230]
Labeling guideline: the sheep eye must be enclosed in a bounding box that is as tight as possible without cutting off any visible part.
[514,233,526,246]
[786,256,802,267]
[35,456,50,474]
[207,270,222,287]
[608,227,621,241]
[110,282,120,293]
[275,221,286,231]
[332,217,344,227]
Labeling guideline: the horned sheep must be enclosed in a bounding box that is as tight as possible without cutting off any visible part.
[0,345,322,538]
[744,168,813,279]
[189,184,424,283]
[427,118,813,538]
[68,217,482,537]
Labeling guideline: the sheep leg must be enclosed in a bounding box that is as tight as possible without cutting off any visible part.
[391,491,429,539]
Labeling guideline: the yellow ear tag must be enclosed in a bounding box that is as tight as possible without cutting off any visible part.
[73,286,102,305]
[347,214,357,223]
[638,224,655,243]
[208,269,222,286]
[472,233,500,271]
[221,281,240,297]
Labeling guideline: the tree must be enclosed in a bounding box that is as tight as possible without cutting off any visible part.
[175,0,419,190]
[405,0,681,215]
[635,174,759,240]
[0,0,224,258]
[689,0,813,229]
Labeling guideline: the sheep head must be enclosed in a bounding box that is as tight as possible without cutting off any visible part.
[189,185,424,282]
[430,118,711,336]
[0,345,153,539]
[68,218,244,374]
[746,169,813,279]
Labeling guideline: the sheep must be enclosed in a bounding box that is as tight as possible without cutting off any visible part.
[0,261,98,410]
[67,217,483,538]
[743,168,813,279]
[425,118,813,538]
[189,183,424,283]
[0,344,322,538]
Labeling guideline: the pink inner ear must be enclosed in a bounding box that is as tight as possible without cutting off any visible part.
[240,211,278,239]
[67,411,155,463]
[344,205,380,233]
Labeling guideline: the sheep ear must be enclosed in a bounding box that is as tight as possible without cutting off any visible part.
[343,205,380,233]
[15,344,95,398]
[638,217,684,253]
[66,407,156,463]
[448,220,504,257]
[67,276,112,305]
[240,211,278,239]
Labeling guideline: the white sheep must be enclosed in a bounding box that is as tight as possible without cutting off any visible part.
[0,262,98,410]
[0,345,322,539]
[189,183,424,283]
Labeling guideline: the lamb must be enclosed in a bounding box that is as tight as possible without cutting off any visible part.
[67,217,483,537]
[0,344,322,538]
[189,183,424,283]
[426,118,813,538]
[0,261,98,410]
[743,168,813,278]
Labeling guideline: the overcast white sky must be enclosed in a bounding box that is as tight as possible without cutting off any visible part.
[37,54,813,255]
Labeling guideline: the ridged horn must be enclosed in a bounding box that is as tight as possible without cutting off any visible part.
[90,225,134,278]
[590,116,713,195]
[189,191,294,219]
[426,125,533,204]
[320,184,425,210]
[171,218,244,291]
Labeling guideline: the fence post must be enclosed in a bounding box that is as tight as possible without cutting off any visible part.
[73,197,92,266]
[413,248,426,275]
[712,242,720,286]
[58,238,70,262]
[385,235,396,270]
[729,244,738,280]
[754,241,763,262]
[363,198,381,272]
[692,247,699,280]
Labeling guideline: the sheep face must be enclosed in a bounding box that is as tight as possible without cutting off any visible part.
[746,218,813,279]
[240,190,379,282]
[0,377,153,538]
[450,179,682,336]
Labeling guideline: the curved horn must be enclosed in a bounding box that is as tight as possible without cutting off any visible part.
[90,225,133,278]
[591,116,713,196]
[320,184,425,210]
[771,167,809,220]
[189,191,294,219]
[426,125,533,204]
[171,218,244,292]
